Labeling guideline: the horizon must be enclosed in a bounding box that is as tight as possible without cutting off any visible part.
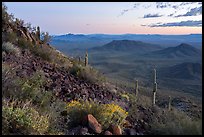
[5,2,202,35]
[52,33,202,36]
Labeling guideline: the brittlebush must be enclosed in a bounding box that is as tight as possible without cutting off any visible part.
[66,99,128,129]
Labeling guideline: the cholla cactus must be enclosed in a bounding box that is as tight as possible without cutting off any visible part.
[85,52,88,66]
[152,69,157,106]
[135,80,139,98]
[168,96,171,111]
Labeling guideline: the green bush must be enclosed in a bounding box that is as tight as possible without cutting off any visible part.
[31,45,51,62]
[17,37,33,49]
[2,68,53,111]
[17,37,51,62]
[2,99,50,135]
[69,63,105,84]
[149,108,202,135]
[2,42,20,56]
[16,71,54,110]
[65,99,128,129]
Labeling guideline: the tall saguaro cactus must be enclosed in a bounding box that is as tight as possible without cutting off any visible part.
[152,69,157,106]
[36,26,40,40]
[85,51,88,66]
[78,56,81,62]
[168,96,171,111]
[135,80,139,98]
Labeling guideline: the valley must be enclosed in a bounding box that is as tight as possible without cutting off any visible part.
[52,39,202,97]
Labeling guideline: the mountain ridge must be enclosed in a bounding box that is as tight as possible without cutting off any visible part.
[90,40,162,53]
[144,43,201,58]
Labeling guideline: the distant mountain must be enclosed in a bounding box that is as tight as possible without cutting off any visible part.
[90,40,162,53]
[51,33,202,49]
[145,43,201,58]
[159,62,202,80]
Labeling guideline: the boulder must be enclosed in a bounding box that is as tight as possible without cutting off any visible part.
[110,125,122,135]
[85,114,102,134]
[104,130,113,135]
[79,127,89,135]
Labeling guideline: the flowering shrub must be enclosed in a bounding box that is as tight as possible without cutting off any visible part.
[2,99,49,135]
[66,99,128,129]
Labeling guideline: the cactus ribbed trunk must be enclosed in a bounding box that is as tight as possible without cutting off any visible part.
[168,96,171,111]
[78,56,81,62]
[36,26,40,40]
[85,52,88,66]
[152,69,157,106]
[135,80,138,99]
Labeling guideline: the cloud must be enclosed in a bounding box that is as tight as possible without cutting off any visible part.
[156,2,198,10]
[143,13,163,18]
[179,2,195,6]
[143,20,202,27]
[156,2,171,8]
[117,3,141,17]
[175,6,202,17]
[168,13,174,17]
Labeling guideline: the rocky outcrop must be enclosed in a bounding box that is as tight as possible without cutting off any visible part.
[85,114,102,134]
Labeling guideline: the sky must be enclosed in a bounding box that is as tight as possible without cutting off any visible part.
[4,2,202,35]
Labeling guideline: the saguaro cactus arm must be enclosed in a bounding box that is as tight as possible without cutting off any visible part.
[168,96,171,111]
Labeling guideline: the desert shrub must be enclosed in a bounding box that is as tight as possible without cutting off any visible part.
[2,99,49,135]
[65,99,128,129]
[17,37,33,49]
[17,37,51,61]
[149,108,202,135]
[2,62,19,97]
[120,93,130,102]
[16,71,54,110]
[69,63,105,84]
[31,45,51,62]
[3,31,18,43]
[69,63,83,76]
[2,69,53,111]
[2,42,20,56]
[45,99,67,135]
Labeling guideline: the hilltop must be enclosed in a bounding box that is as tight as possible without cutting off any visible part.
[91,40,162,53]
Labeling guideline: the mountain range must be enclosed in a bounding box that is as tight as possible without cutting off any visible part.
[90,40,162,53]
[51,33,202,50]
[159,62,202,80]
[145,43,201,59]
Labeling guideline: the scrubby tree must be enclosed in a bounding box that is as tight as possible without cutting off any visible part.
[41,32,51,44]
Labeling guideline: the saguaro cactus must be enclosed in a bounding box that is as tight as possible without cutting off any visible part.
[168,96,171,111]
[135,80,139,98]
[36,26,40,40]
[85,52,88,66]
[78,56,81,62]
[152,69,157,106]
